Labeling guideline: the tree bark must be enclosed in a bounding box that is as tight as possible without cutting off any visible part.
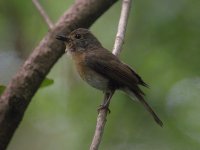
[0,0,118,149]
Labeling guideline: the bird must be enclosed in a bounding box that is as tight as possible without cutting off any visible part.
[56,28,163,127]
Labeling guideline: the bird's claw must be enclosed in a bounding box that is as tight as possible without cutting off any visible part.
[97,105,111,114]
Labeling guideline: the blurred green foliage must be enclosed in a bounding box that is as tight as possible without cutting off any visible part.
[0,85,6,95]
[0,0,200,150]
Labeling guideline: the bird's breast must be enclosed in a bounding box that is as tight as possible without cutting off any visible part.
[78,63,109,91]
[72,52,109,91]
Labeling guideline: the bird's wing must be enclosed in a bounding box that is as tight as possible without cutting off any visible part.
[85,49,163,127]
[124,64,148,87]
[85,49,147,91]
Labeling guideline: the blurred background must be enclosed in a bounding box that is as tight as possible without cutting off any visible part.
[0,0,200,149]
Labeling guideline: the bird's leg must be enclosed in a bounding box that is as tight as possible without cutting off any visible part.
[98,90,115,113]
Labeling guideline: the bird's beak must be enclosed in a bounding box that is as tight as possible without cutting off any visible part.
[56,35,70,42]
[56,35,70,53]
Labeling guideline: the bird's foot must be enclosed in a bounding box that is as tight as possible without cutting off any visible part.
[97,105,111,114]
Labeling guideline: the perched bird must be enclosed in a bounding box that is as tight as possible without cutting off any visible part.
[56,28,163,127]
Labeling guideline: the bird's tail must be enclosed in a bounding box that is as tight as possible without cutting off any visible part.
[124,88,163,127]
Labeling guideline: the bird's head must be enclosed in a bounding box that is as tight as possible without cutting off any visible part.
[56,28,102,53]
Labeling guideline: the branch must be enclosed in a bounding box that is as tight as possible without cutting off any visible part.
[90,0,132,150]
[113,0,132,56]
[32,0,54,29]
[0,0,118,149]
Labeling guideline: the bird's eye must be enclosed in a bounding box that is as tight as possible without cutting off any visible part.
[75,34,81,39]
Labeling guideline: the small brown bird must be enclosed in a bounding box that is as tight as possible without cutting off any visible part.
[56,28,163,127]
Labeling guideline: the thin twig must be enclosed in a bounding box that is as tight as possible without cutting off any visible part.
[113,0,132,56]
[90,0,132,150]
[89,108,109,150]
[32,0,54,29]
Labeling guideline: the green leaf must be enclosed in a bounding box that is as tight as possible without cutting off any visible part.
[40,78,54,88]
[0,85,6,95]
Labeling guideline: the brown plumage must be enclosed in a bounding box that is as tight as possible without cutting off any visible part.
[56,28,163,127]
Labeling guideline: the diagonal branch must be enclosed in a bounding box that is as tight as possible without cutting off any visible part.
[32,0,54,29]
[90,0,132,150]
[0,0,118,149]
